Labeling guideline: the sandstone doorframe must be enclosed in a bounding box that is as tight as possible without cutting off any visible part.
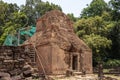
[70,53,80,72]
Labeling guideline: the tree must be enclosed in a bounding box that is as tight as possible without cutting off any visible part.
[108,21,120,59]
[0,1,27,45]
[0,1,19,36]
[75,15,114,37]
[83,34,111,65]
[0,1,7,35]
[81,0,109,18]
[67,13,77,22]
[109,0,120,21]
[0,12,27,45]
[20,0,62,25]
[0,2,19,25]
[105,0,120,60]
[74,15,113,66]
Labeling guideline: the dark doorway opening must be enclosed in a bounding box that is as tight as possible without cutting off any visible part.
[72,55,78,71]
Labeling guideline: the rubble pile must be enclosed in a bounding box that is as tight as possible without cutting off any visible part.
[0,46,39,80]
[0,63,39,80]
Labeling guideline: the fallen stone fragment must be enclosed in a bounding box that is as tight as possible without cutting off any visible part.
[0,72,10,77]
[23,70,32,77]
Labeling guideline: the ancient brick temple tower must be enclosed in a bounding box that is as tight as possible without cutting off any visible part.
[25,10,93,75]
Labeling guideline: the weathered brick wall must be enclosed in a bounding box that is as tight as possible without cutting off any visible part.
[0,46,36,72]
[24,10,93,74]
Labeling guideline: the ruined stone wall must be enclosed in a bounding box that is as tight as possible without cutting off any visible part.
[51,44,68,74]
[0,46,36,72]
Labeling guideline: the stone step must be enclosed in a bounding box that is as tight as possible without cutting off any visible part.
[73,72,83,75]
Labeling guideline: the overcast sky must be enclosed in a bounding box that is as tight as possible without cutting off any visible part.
[3,0,110,17]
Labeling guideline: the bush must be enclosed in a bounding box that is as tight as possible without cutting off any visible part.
[103,59,120,68]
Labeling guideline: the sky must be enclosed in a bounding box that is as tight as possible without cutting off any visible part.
[3,0,110,17]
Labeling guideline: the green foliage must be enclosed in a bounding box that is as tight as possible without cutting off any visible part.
[82,34,111,64]
[104,59,120,68]
[109,0,120,21]
[75,16,114,37]
[101,11,112,21]
[109,0,120,11]
[81,0,109,18]
[0,26,16,45]
[0,1,27,45]
[20,0,62,25]
[75,7,114,65]
[75,0,120,66]
[108,21,120,59]
[83,34,111,50]
[67,13,77,22]
[0,12,27,45]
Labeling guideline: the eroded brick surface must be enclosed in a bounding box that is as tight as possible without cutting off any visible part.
[24,10,93,75]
